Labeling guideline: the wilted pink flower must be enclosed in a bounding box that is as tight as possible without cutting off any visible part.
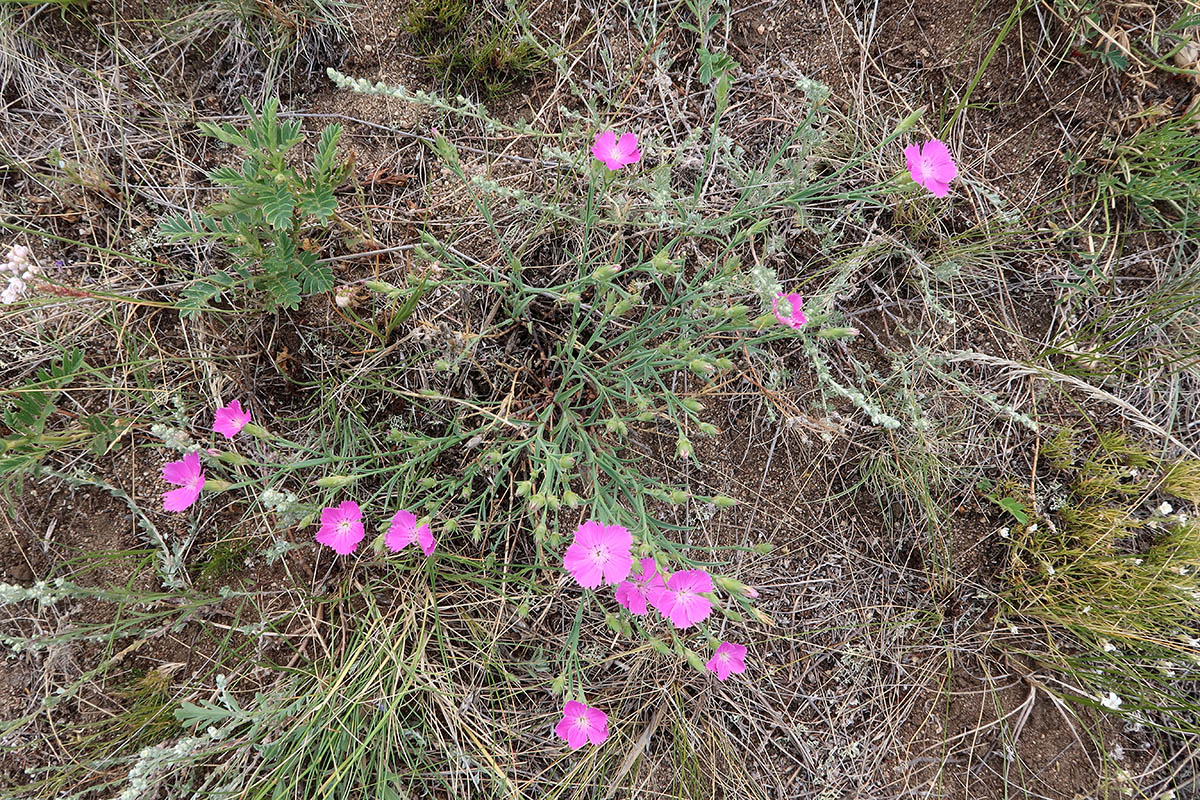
[563,520,633,588]
[705,642,748,681]
[772,293,806,330]
[615,557,664,616]
[162,451,205,512]
[904,139,958,198]
[316,500,364,555]
[649,569,714,628]
[592,131,641,171]
[212,400,251,440]
[554,700,609,749]
[386,509,436,557]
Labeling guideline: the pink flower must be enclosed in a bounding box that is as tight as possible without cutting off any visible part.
[162,451,205,512]
[705,642,748,681]
[212,400,251,439]
[904,139,958,198]
[386,509,436,557]
[615,558,664,616]
[648,569,714,628]
[772,293,806,330]
[554,700,609,749]
[592,131,642,171]
[316,500,364,555]
[563,520,633,589]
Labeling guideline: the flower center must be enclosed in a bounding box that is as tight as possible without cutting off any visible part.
[589,545,610,565]
[338,520,352,535]
[717,651,730,664]
[608,145,624,162]
[676,589,693,603]
[919,156,935,179]
[572,714,591,731]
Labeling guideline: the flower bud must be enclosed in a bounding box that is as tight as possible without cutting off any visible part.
[313,474,358,488]
[590,264,622,281]
[688,359,715,377]
[676,436,693,459]
[418,476,437,489]
[698,422,719,436]
[712,495,737,508]
[217,451,251,466]
[668,490,689,505]
[562,490,581,508]
[201,478,233,492]
[681,398,703,413]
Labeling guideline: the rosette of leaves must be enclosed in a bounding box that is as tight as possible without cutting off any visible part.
[160,98,348,313]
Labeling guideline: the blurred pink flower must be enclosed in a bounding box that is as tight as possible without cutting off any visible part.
[904,139,958,198]
[563,520,633,588]
[705,642,748,681]
[162,451,205,512]
[316,500,364,555]
[615,557,663,616]
[212,400,251,440]
[554,700,609,749]
[772,293,806,330]
[592,131,642,171]
[386,509,436,557]
[649,569,714,628]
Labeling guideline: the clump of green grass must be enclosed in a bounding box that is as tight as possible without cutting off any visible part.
[999,428,1200,731]
[403,0,546,98]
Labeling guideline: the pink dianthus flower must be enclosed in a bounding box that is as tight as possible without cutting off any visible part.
[316,500,364,555]
[554,700,609,750]
[162,451,205,512]
[614,557,663,616]
[212,400,251,440]
[563,520,633,589]
[386,509,436,557]
[772,293,806,330]
[705,642,748,681]
[648,569,714,628]
[592,131,642,171]
[904,139,958,198]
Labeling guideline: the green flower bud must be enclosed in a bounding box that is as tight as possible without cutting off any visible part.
[529,493,547,511]
[754,541,774,554]
[685,649,707,673]
[217,451,251,467]
[443,519,458,533]
[202,478,232,492]
[649,638,671,655]
[676,436,693,459]
[816,327,860,339]
[545,494,561,511]
[668,490,689,504]
[698,422,719,436]
[689,359,715,377]
[714,357,734,370]
[533,522,548,540]
[681,398,703,413]
[418,476,437,489]
[563,490,581,508]
[605,419,628,436]
[712,495,737,508]
[515,480,532,497]
[313,474,358,488]
[550,674,565,695]
[516,601,530,619]
[241,422,273,440]
[590,264,622,281]
[558,454,576,469]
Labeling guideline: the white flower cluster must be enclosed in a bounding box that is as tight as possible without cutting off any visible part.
[2,244,38,304]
